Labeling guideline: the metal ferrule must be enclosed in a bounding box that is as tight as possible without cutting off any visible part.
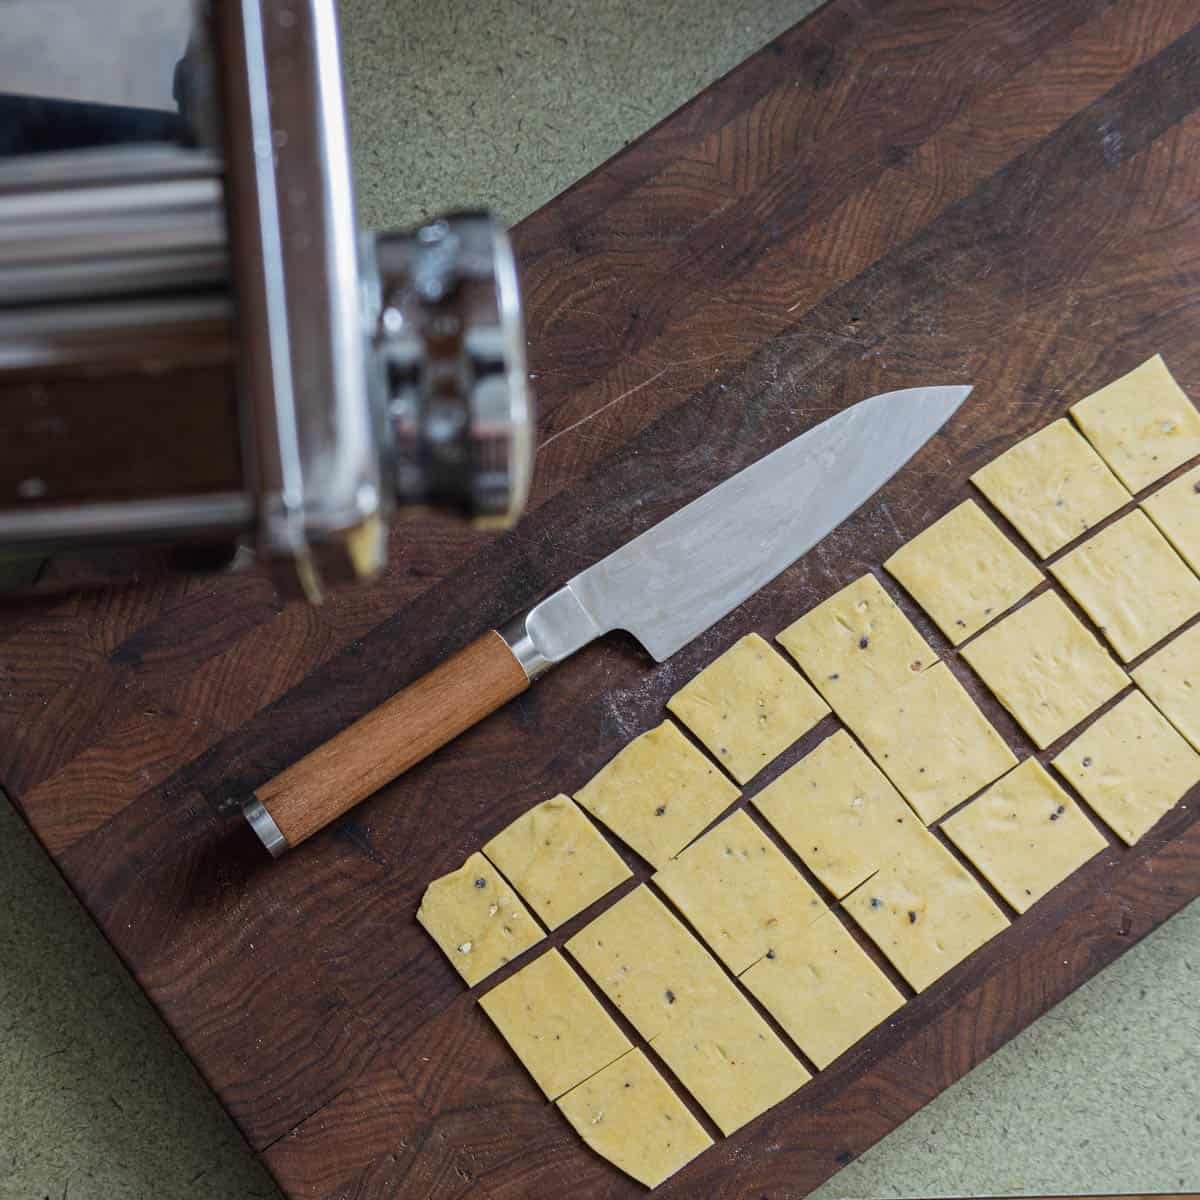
[499,583,604,682]
[241,795,289,857]
[499,610,555,681]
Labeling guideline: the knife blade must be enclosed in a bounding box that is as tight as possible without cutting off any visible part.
[243,384,970,856]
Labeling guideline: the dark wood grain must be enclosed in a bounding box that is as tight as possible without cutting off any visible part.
[4,1,1200,1196]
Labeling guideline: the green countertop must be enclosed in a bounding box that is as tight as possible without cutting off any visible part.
[1,2,1197,1197]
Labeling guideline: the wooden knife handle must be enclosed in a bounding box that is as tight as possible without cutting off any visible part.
[243,631,530,855]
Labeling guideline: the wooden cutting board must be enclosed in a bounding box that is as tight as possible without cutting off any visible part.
[4,1,1200,1196]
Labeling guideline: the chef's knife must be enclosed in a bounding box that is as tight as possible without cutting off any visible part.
[242,384,971,855]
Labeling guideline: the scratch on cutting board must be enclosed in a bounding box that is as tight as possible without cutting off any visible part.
[538,352,737,452]
[538,367,671,451]
[874,498,906,544]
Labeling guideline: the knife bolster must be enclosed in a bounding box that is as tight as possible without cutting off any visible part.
[500,585,602,680]
[499,611,555,680]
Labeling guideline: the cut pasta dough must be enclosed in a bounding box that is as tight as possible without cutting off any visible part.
[941,759,1107,913]
[483,794,631,930]
[648,992,809,1136]
[416,852,544,986]
[740,910,904,1069]
[970,417,1130,558]
[776,573,937,724]
[884,499,1043,644]
[557,1048,712,1189]
[960,590,1129,749]
[574,721,739,869]
[1131,623,1200,752]
[564,885,731,1040]
[479,949,632,1099]
[752,729,927,898]
[843,827,1009,991]
[667,633,829,783]
[842,661,1017,823]
[1141,462,1200,575]
[566,886,808,1135]
[1070,354,1200,493]
[1052,690,1200,845]
[653,809,825,974]
[1049,510,1200,662]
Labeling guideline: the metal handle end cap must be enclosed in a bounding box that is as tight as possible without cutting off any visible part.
[242,795,289,858]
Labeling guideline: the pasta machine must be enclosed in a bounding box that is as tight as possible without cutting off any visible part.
[0,0,533,603]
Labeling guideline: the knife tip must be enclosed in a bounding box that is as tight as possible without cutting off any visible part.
[909,383,973,419]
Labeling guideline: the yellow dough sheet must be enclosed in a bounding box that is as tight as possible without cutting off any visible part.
[842,661,1018,824]
[777,572,937,725]
[1052,690,1200,845]
[740,910,905,1069]
[483,794,631,930]
[566,886,808,1136]
[1049,509,1200,662]
[843,826,1009,991]
[416,851,544,986]
[960,590,1129,749]
[1131,623,1200,752]
[884,499,1043,645]
[971,417,1130,559]
[752,729,928,898]
[942,759,1107,913]
[667,633,829,784]
[648,993,810,1136]
[557,1048,712,1189]
[1141,462,1200,575]
[564,884,732,1041]
[653,808,826,974]
[1070,354,1200,493]
[479,949,632,1099]
[574,720,739,869]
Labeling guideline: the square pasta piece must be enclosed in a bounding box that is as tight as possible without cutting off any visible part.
[843,662,1017,823]
[557,1048,712,1190]
[1052,690,1200,845]
[843,827,1009,991]
[1049,510,1200,662]
[960,591,1129,749]
[1142,462,1200,574]
[741,910,905,1069]
[666,633,829,784]
[565,885,731,1040]
[776,573,937,724]
[649,990,810,1136]
[479,949,632,1100]
[942,759,1107,913]
[970,418,1130,558]
[653,808,825,974]
[752,729,928,898]
[1131,624,1200,752]
[483,795,631,930]
[884,499,1043,644]
[1070,354,1200,492]
[416,852,543,986]
[574,721,739,868]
